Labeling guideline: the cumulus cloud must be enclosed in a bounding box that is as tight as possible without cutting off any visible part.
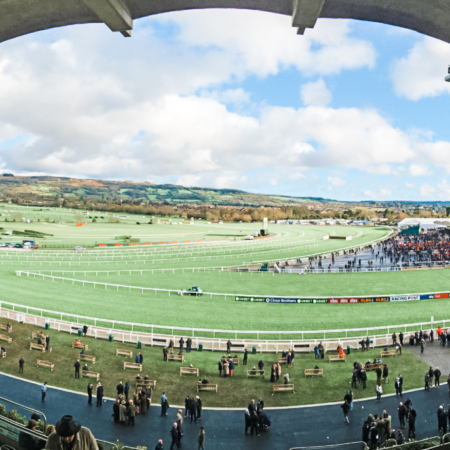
[301,78,332,107]
[327,176,346,186]
[390,36,450,100]
[419,183,436,197]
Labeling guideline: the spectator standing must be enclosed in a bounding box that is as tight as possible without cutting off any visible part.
[284,372,290,385]
[96,383,103,407]
[119,401,127,425]
[447,374,450,395]
[161,392,168,416]
[398,402,406,428]
[169,423,179,450]
[226,340,231,354]
[425,372,431,391]
[421,338,426,354]
[117,382,124,397]
[74,360,80,379]
[196,396,202,420]
[399,332,404,346]
[218,360,223,377]
[184,396,191,418]
[83,325,88,337]
[163,347,168,361]
[383,364,389,383]
[243,348,248,365]
[128,400,136,426]
[45,336,50,351]
[190,397,198,423]
[124,381,130,401]
[41,382,47,403]
[186,338,192,353]
[376,384,382,402]
[244,410,250,434]
[87,384,93,405]
[19,356,25,373]
[229,358,235,377]
[435,367,442,388]
[392,332,397,345]
[198,427,205,450]
[408,409,416,438]
[113,400,120,423]
[179,337,184,351]
[155,440,163,450]
[250,411,259,436]
[45,415,98,450]
[376,367,382,385]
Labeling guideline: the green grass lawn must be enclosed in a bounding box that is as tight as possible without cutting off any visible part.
[0,319,429,408]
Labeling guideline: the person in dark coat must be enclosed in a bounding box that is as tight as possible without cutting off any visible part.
[435,367,442,388]
[360,368,367,390]
[184,396,191,418]
[124,381,130,401]
[163,347,168,361]
[18,420,42,450]
[179,337,184,350]
[258,360,264,371]
[83,325,88,336]
[341,401,350,424]
[74,360,80,379]
[155,440,164,450]
[376,367,382,385]
[190,398,197,423]
[250,411,259,436]
[117,382,124,397]
[243,349,248,365]
[113,399,120,423]
[408,409,416,438]
[218,360,223,377]
[45,336,50,351]
[244,410,251,434]
[399,332,404,346]
[170,423,180,450]
[87,383,93,405]
[196,396,202,419]
[96,382,104,407]
[398,402,406,428]
[248,399,256,415]
[186,338,192,353]
[19,356,25,373]
[226,340,231,354]
[383,364,389,383]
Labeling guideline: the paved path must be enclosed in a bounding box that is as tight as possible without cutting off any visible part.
[1,372,450,450]
[408,339,450,382]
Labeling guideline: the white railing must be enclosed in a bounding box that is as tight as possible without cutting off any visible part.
[0,300,447,343]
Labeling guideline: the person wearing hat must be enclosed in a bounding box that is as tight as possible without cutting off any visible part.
[45,415,98,450]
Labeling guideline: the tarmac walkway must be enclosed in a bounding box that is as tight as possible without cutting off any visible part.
[1,368,450,450]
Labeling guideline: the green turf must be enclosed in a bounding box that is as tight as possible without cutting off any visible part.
[0,318,430,408]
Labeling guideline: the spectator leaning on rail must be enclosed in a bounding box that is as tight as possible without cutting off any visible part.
[45,415,98,450]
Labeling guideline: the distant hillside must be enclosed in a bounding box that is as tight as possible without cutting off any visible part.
[0,175,338,207]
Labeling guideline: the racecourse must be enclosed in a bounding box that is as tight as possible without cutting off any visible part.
[1,204,449,334]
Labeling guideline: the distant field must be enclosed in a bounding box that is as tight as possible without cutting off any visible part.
[0,203,416,333]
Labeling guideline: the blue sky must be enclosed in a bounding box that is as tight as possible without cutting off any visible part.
[0,10,450,201]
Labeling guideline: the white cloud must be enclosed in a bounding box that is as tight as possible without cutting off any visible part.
[301,78,332,107]
[437,180,450,199]
[364,189,392,199]
[419,183,436,197]
[390,36,450,100]
[327,176,346,186]
[409,164,431,176]
[269,177,278,186]
[405,183,415,188]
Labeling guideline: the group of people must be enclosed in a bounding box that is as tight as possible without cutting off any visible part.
[361,406,411,448]
[218,355,237,377]
[245,398,271,436]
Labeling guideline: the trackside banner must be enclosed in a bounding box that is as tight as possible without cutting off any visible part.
[235,293,450,304]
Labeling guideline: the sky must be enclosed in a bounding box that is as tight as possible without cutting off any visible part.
[0,10,450,201]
